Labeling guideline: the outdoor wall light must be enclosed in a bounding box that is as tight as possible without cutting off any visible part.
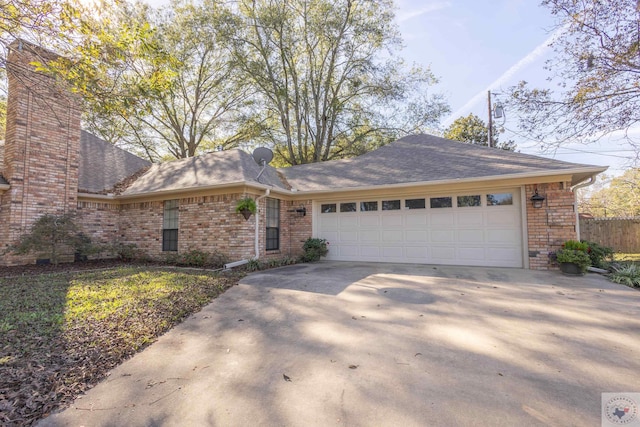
[530,189,546,209]
[295,206,307,217]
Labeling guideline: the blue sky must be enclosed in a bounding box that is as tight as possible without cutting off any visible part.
[143,0,633,176]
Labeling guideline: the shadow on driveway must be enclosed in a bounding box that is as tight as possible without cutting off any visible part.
[39,262,640,427]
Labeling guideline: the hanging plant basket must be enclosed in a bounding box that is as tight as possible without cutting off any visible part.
[240,208,253,220]
[235,197,257,221]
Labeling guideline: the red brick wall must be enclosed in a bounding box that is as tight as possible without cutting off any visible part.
[526,182,577,270]
[0,41,81,266]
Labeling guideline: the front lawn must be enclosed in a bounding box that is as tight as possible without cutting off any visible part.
[0,267,243,426]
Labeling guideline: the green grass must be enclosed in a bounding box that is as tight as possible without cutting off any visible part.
[0,267,243,426]
[614,253,640,263]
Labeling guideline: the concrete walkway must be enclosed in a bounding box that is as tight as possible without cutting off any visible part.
[39,262,640,426]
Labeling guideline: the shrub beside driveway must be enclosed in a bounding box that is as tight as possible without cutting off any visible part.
[0,267,244,426]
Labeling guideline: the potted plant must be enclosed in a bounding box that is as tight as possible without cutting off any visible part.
[554,240,591,275]
[235,197,257,220]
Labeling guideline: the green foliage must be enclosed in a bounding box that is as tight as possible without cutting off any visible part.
[0,266,242,424]
[507,1,640,160]
[555,249,591,273]
[443,113,516,151]
[609,264,640,288]
[162,249,228,269]
[107,242,143,262]
[244,257,297,272]
[562,240,590,251]
[581,240,614,268]
[580,169,640,217]
[9,213,96,264]
[235,197,257,214]
[230,0,449,165]
[300,238,329,262]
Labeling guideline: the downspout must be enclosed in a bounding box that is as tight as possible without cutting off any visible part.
[254,189,270,259]
[571,176,596,240]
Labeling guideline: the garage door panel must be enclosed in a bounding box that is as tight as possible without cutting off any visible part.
[383,246,405,258]
[360,216,380,227]
[382,230,403,242]
[487,211,518,226]
[457,211,484,226]
[458,247,486,261]
[458,229,484,243]
[405,215,427,226]
[360,246,380,257]
[431,246,456,261]
[432,230,454,242]
[319,216,338,229]
[317,189,522,268]
[340,216,358,227]
[405,230,428,241]
[382,215,403,227]
[359,230,380,242]
[339,246,359,257]
[404,247,428,259]
[340,231,358,242]
[431,213,454,226]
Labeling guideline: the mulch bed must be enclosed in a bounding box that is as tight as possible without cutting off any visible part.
[0,262,243,426]
[0,259,153,278]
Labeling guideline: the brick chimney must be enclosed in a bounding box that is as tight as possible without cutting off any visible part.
[0,39,81,265]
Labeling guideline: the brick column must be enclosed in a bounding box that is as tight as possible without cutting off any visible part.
[526,182,577,270]
[0,40,81,265]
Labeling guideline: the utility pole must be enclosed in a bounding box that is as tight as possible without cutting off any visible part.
[487,90,493,148]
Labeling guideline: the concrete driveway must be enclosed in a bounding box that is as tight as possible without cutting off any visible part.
[39,262,640,427]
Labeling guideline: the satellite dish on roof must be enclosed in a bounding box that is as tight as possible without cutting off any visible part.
[252,147,273,181]
[252,147,273,166]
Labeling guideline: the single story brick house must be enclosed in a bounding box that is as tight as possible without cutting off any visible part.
[0,40,607,268]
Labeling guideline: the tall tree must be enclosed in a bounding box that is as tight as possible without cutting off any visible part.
[61,0,253,161]
[229,0,449,165]
[444,113,516,151]
[507,0,640,162]
[579,168,640,217]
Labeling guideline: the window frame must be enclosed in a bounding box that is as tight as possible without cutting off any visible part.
[266,198,280,251]
[162,199,179,252]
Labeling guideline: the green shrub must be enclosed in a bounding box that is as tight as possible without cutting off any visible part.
[244,257,297,272]
[300,238,329,262]
[555,248,591,273]
[179,249,209,267]
[8,213,97,264]
[610,264,640,288]
[108,242,142,261]
[581,240,614,268]
[562,240,590,251]
[162,249,228,269]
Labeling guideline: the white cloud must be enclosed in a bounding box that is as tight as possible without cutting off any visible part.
[443,25,566,127]
[396,2,452,23]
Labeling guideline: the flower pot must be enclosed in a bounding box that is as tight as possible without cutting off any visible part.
[240,208,253,220]
[559,262,585,276]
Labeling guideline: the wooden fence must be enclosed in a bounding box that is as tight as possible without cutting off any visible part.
[579,218,640,253]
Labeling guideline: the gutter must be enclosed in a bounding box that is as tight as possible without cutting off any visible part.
[571,175,598,241]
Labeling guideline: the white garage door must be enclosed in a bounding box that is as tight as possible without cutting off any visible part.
[316,189,523,268]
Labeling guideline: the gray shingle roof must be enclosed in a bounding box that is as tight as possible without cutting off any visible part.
[79,131,151,193]
[280,134,605,192]
[122,149,289,196]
